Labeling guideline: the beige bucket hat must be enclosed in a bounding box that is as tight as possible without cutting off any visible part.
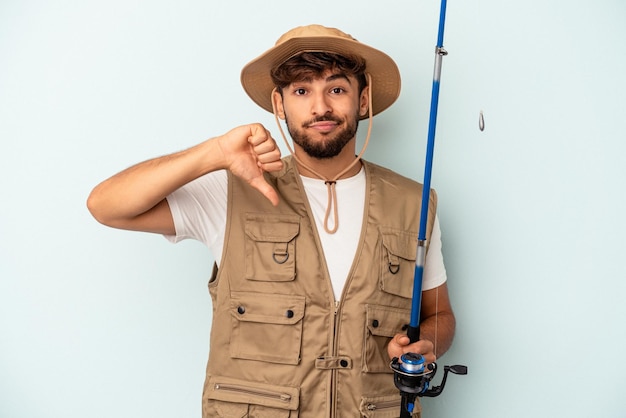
[240,24,401,119]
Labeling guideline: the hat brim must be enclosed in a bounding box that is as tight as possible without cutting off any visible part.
[240,35,401,120]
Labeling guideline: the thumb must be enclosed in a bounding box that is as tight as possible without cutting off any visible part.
[395,334,411,348]
[248,175,280,206]
[388,333,411,360]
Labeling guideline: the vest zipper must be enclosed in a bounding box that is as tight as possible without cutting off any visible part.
[330,298,344,417]
[366,399,401,412]
[213,383,292,403]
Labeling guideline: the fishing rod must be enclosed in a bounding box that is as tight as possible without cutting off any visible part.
[390,1,467,416]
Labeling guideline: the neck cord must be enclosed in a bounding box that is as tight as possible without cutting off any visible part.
[271,74,374,234]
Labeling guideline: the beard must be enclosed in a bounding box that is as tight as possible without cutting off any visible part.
[286,113,359,159]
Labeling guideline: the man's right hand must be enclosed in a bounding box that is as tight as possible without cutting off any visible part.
[216,123,283,206]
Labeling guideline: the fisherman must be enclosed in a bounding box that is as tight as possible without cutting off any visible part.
[87,24,456,417]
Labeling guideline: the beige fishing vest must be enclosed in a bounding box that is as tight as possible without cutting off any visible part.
[202,156,437,418]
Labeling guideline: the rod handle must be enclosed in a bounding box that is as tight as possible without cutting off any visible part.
[407,325,420,344]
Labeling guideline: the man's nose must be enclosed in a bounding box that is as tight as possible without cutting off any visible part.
[311,92,332,115]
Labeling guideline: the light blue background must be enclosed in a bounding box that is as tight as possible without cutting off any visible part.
[1,0,625,417]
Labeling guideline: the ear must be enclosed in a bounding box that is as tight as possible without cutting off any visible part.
[272,89,286,120]
[359,85,370,118]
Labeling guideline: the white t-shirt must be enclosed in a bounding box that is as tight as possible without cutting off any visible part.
[165,168,447,299]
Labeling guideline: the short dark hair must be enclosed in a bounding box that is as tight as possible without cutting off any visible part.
[271,51,367,94]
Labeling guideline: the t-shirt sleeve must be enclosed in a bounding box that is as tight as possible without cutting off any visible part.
[422,214,447,291]
[163,170,228,254]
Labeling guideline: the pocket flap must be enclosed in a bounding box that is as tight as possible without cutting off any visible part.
[231,291,305,325]
[245,214,300,242]
[366,304,410,338]
[380,227,418,261]
[207,375,300,411]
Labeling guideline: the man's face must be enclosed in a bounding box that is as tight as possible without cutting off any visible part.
[277,71,369,160]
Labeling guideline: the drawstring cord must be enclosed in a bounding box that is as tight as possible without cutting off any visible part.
[271,74,374,234]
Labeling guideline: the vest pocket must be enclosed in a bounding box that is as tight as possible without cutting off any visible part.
[244,214,300,282]
[363,304,411,373]
[379,227,419,299]
[360,393,421,417]
[205,375,300,418]
[230,291,305,365]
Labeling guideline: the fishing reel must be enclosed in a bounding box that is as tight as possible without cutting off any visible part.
[391,353,467,416]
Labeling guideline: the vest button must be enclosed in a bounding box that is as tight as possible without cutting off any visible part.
[286,310,294,318]
[372,319,379,328]
[340,359,349,368]
[237,306,245,314]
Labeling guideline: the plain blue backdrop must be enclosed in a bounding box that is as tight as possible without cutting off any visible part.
[1,0,625,417]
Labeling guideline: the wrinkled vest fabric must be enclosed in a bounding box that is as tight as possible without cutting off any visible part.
[203,156,437,418]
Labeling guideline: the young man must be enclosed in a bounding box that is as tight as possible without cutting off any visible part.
[88,24,455,418]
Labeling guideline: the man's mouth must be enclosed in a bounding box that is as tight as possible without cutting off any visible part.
[304,117,343,133]
[307,121,338,132]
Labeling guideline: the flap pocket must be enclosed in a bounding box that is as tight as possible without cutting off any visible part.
[366,304,410,338]
[231,291,305,326]
[380,227,417,261]
[363,304,411,373]
[379,227,418,299]
[230,291,305,364]
[244,214,300,282]
[206,375,299,416]
[245,214,300,242]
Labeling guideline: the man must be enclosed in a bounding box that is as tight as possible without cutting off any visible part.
[88,24,455,417]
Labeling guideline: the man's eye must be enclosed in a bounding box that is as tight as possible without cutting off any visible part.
[331,87,345,94]
[295,88,307,95]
